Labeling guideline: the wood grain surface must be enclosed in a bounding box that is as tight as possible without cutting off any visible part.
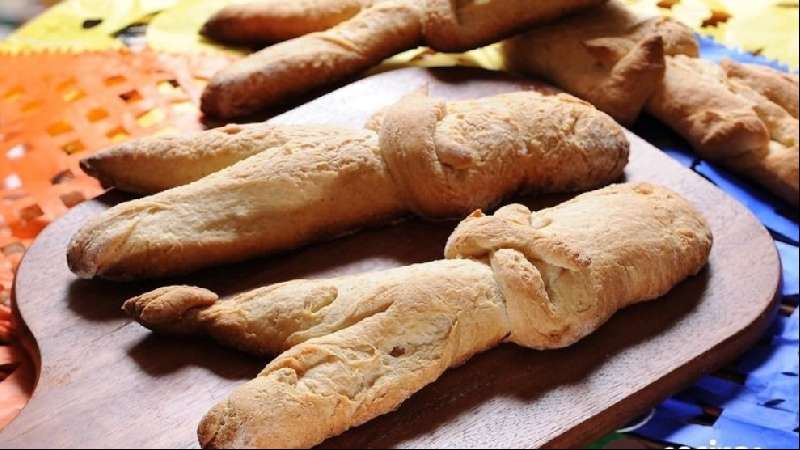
[0,68,781,449]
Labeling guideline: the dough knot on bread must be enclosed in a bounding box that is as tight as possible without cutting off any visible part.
[445,182,713,349]
[378,89,630,217]
[421,0,605,52]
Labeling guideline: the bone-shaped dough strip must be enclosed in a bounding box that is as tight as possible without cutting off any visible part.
[201,1,423,119]
[202,0,378,45]
[500,0,798,206]
[81,124,352,195]
[123,182,712,448]
[68,90,628,279]
[503,0,699,124]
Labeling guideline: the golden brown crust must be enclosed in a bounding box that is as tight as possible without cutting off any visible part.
[123,286,218,335]
[124,182,711,448]
[195,259,507,449]
[422,0,604,52]
[503,0,699,124]
[498,0,796,205]
[647,56,798,206]
[69,91,629,280]
[201,0,377,45]
[201,0,604,52]
[201,1,423,119]
[81,124,352,195]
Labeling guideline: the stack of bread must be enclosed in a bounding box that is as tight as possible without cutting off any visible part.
[66,0,796,448]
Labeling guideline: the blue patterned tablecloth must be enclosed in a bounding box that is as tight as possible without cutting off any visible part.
[628,36,799,449]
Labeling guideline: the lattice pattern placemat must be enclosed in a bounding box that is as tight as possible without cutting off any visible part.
[0,49,233,281]
[0,49,234,427]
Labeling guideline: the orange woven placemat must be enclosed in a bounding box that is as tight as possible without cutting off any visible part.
[0,48,234,427]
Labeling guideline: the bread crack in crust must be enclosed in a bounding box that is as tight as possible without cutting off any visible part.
[123,182,712,449]
[69,90,629,280]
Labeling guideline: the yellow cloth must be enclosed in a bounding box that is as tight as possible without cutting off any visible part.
[624,0,799,68]
[145,0,246,56]
[0,0,177,52]
[1,0,797,69]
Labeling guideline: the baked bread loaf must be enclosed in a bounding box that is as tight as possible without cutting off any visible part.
[200,0,605,119]
[501,0,798,206]
[503,0,699,124]
[201,1,423,119]
[69,90,629,279]
[202,0,377,45]
[123,182,713,448]
[81,124,352,195]
[646,56,799,206]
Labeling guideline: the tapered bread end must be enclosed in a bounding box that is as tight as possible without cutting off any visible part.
[123,286,218,335]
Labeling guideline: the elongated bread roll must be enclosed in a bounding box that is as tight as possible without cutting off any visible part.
[123,182,712,448]
[202,0,377,45]
[201,1,422,119]
[68,91,628,279]
[423,0,605,52]
[199,0,605,118]
[81,124,352,195]
[646,56,799,206]
[503,0,698,124]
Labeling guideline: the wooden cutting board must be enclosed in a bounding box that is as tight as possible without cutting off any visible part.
[0,68,781,449]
